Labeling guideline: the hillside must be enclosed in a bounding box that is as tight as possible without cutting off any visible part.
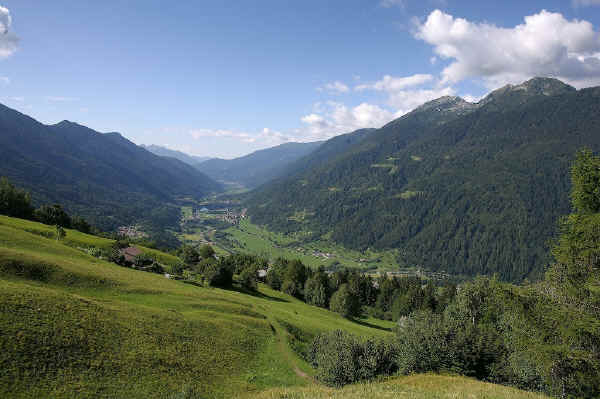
[0,104,222,230]
[197,141,323,189]
[0,215,394,398]
[247,77,600,282]
[141,144,212,165]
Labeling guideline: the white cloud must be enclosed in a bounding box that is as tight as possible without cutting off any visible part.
[318,81,350,94]
[0,7,18,58]
[353,73,455,115]
[387,86,456,113]
[0,76,9,85]
[415,9,600,88]
[355,74,433,91]
[190,127,290,146]
[299,101,396,140]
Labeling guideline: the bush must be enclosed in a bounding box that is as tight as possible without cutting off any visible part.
[308,330,397,387]
[203,262,233,288]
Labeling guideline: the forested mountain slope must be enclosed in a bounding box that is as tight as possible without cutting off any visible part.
[196,141,323,188]
[0,104,222,230]
[247,77,598,282]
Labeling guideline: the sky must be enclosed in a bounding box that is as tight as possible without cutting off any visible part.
[2,1,600,158]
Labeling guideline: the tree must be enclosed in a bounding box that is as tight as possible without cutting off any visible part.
[305,272,330,308]
[35,204,71,228]
[282,259,309,299]
[239,266,258,291]
[570,148,600,214]
[0,177,34,219]
[329,283,360,318]
[55,225,66,241]
[71,216,92,234]
[179,245,200,265]
[266,267,282,290]
[203,261,233,288]
[198,244,216,259]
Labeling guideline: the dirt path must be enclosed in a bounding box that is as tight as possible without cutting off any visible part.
[270,320,316,384]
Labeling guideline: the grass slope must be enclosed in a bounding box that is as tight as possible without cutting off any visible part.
[245,374,550,399]
[0,215,393,398]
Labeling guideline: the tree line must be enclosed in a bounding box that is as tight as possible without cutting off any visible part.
[0,177,92,234]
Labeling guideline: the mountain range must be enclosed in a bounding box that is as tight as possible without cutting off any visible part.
[141,144,212,165]
[246,77,600,282]
[0,105,221,231]
[195,141,323,189]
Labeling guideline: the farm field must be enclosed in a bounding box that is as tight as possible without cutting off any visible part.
[0,215,394,398]
[180,206,404,272]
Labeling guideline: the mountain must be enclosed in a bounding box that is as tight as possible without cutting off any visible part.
[247,77,600,282]
[141,144,212,165]
[0,104,222,230]
[196,141,323,189]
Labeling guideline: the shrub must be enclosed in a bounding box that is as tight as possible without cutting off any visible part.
[203,262,233,288]
[308,330,397,387]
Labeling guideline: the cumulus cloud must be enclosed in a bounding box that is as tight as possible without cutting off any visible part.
[317,81,350,93]
[353,73,455,114]
[299,101,397,140]
[190,127,290,146]
[0,7,18,58]
[414,9,600,88]
[355,74,433,91]
[387,86,456,112]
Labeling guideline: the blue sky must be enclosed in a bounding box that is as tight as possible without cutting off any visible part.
[2,1,600,158]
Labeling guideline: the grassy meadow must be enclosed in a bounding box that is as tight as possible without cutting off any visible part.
[245,374,550,399]
[0,215,393,398]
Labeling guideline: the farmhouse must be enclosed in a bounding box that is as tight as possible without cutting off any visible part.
[120,246,142,263]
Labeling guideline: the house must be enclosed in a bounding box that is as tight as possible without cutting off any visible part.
[257,269,268,281]
[120,246,142,263]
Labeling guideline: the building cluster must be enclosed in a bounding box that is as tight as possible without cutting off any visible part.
[117,226,148,239]
[218,208,247,225]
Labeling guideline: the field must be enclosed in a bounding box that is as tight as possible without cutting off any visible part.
[0,215,393,398]
[246,374,549,399]
[185,214,403,271]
